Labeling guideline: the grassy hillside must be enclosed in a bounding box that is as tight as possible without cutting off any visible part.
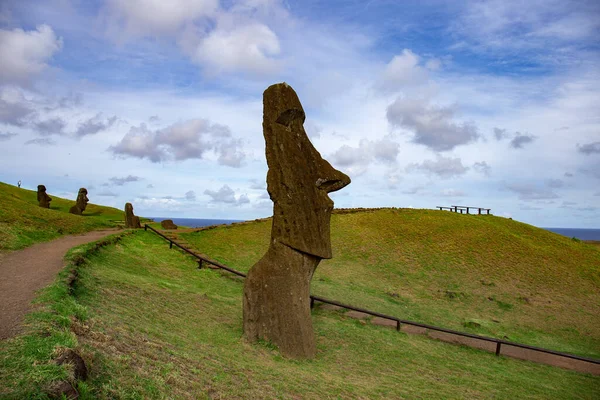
[0,181,124,252]
[179,208,600,359]
[2,231,597,399]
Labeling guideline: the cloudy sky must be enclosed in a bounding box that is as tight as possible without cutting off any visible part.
[0,0,599,228]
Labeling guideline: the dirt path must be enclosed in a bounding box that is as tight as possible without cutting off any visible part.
[0,229,121,340]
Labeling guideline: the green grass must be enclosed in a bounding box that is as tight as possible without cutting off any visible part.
[1,207,599,398]
[15,231,597,399]
[0,231,600,399]
[179,209,600,359]
[0,181,125,252]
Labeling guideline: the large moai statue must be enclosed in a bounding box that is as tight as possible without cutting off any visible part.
[243,83,351,358]
[69,188,89,215]
[37,185,52,208]
[124,203,142,228]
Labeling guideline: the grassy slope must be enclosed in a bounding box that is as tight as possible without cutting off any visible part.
[0,181,124,252]
[179,209,600,358]
[4,231,594,399]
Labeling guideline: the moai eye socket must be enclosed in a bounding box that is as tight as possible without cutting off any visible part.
[275,108,306,128]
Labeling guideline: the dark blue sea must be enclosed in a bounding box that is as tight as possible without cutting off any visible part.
[543,228,600,241]
[150,217,243,228]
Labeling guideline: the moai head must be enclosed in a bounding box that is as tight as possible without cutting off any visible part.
[37,185,52,208]
[263,83,350,259]
[76,188,89,212]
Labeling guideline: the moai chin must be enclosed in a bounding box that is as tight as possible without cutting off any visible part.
[69,188,89,215]
[124,203,141,228]
[242,83,351,359]
[37,185,52,208]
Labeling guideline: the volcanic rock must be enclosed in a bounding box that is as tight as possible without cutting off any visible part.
[243,83,350,359]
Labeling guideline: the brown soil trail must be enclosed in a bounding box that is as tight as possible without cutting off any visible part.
[0,229,120,340]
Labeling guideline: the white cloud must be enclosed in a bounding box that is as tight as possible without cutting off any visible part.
[0,25,62,85]
[387,96,479,151]
[186,22,281,76]
[0,132,17,141]
[104,0,218,38]
[505,182,560,201]
[379,49,428,91]
[407,155,469,179]
[440,188,466,197]
[0,88,36,126]
[450,0,600,66]
[109,119,246,166]
[493,127,508,140]
[25,137,56,146]
[510,133,536,149]
[204,184,248,206]
[329,137,400,176]
[185,190,196,200]
[76,113,117,138]
[577,141,600,155]
[97,190,119,197]
[545,179,564,188]
[238,193,250,204]
[135,197,185,212]
[34,117,67,136]
[109,175,142,186]
[473,161,491,176]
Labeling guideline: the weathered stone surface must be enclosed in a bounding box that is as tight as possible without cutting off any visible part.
[37,185,52,208]
[243,83,350,359]
[69,188,89,215]
[160,219,178,230]
[124,203,142,228]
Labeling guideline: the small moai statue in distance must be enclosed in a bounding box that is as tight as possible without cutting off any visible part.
[69,188,89,215]
[37,185,52,208]
[160,219,178,230]
[124,203,142,228]
[242,83,351,359]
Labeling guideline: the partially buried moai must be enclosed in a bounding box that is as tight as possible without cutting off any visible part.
[242,83,351,359]
[69,188,89,215]
[37,185,52,208]
[124,203,142,228]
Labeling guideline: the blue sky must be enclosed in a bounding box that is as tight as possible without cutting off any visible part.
[0,0,599,227]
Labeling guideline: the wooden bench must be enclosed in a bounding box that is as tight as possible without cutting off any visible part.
[451,206,491,215]
[437,206,491,215]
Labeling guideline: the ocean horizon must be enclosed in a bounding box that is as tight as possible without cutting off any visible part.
[150,217,244,228]
[542,227,600,241]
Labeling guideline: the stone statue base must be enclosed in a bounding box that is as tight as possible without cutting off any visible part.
[243,242,319,358]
